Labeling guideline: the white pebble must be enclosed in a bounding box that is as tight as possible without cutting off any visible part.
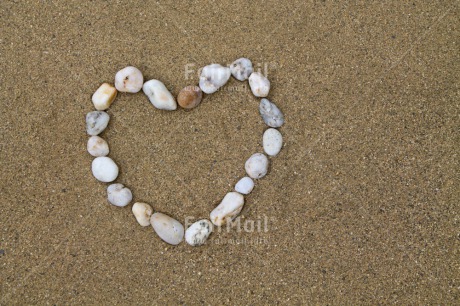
[142,79,177,110]
[92,83,117,110]
[150,213,184,245]
[87,136,109,157]
[185,219,213,246]
[249,72,270,97]
[114,66,144,93]
[230,58,253,81]
[107,183,132,207]
[245,153,269,179]
[86,111,109,136]
[132,202,153,226]
[199,64,231,94]
[235,176,254,195]
[210,192,244,226]
[263,128,283,156]
[259,98,285,127]
[91,156,119,182]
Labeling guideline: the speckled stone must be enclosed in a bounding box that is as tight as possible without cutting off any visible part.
[86,111,109,136]
[230,58,253,81]
[259,98,284,128]
[263,128,283,156]
[185,219,213,246]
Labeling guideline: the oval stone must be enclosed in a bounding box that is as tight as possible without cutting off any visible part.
[259,98,284,128]
[263,128,283,156]
[150,213,184,245]
[234,177,254,195]
[87,136,109,157]
[177,85,202,109]
[91,156,118,182]
[245,153,269,179]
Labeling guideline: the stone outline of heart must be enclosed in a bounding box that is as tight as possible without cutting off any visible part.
[86,58,284,247]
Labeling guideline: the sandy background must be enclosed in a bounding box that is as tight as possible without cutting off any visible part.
[1,0,459,304]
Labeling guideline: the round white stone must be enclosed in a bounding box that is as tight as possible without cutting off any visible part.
[248,72,270,97]
[86,111,110,136]
[115,66,144,93]
[91,156,119,182]
[185,219,213,246]
[245,153,269,179]
[87,136,109,157]
[150,213,184,245]
[142,79,177,110]
[199,64,231,94]
[235,177,254,195]
[107,183,132,207]
[230,58,253,81]
[210,192,244,226]
[92,83,117,111]
[132,202,153,226]
[263,128,283,156]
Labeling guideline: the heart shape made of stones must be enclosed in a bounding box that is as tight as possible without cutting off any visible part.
[86,58,284,247]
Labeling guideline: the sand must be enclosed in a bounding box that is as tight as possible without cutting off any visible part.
[1,1,459,304]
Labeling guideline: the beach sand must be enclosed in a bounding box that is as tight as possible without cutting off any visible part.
[1,1,459,304]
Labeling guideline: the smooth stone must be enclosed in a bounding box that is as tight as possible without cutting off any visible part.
[115,66,143,93]
[263,128,283,156]
[142,79,177,110]
[199,64,231,94]
[245,153,269,179]
[91,156,118,182]
[249,72,270,97]
[132,202,153,226]
[210,192,244,226]
[230,58,253,81]
[107,183,132,207]
[259,98,285,128]
[185,219,213,246]
[150,213,184,245]
[87,136,109,157]
[86,111,109,136]
[92,83,117,110]
[177,85,202,109]
[234,176,254,195]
